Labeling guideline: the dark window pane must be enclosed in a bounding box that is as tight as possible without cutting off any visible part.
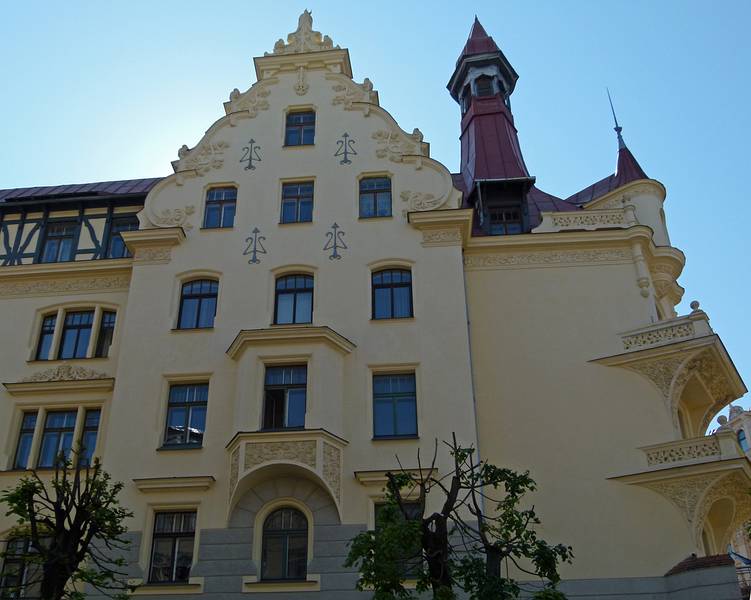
[95,311,116,358]
[204,204,221,228]
[223,203,236,227]
[285,112,315,147]
[275,293,294,324]
[57,311,94,359]
[376,191,392,216]
[374,288,392,319]
[372,269,413,320]
[178,280,217,329]
[262,509,307,581]
[294,291,312,323]
[280,182,314,223]
[374,399,394,437]
[286,389,306,428]
[373,374,417,438]
[274,275,313,324]
[197,297,216,328]
[149,537,175,583]
[36,315,57,360]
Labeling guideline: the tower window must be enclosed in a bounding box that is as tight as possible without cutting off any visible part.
[475,76,494,97]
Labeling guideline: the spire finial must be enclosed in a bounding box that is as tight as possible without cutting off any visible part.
[607,88,626,150]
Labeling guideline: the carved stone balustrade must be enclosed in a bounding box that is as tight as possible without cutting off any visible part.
[620,311,713,352]
[532,205,637,233]
[640,431,739,468]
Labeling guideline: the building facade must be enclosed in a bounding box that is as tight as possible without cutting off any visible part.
[0,12,748,599]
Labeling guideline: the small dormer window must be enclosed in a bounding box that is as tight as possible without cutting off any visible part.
[487,203,522,235]
[475,76,494,97]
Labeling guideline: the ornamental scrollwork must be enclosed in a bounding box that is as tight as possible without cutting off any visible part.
[401,190,441,212]
[243,441,317,470]
[421,229,462,246]
[225,84,272,118]
[622,322,695,350]
[372,128,424,162]
[463,248,632,269]
[644,437,720,466]
[332,78,376,109]
[174,141,229,176]
[152,206,196,230]
[21,364,109,383]
[267,10,338,55]
[133,247,172,263]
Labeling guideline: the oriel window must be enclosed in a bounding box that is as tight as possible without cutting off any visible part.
[280,182,314,224]
[35,314,57,360]
[203,187,237,229]
[261,508,308,581]
[13,412,38,470]
[372,269,413,319]
[263,366,307,430]
[373,373,417,439]
[274,275,313,325]
[284,111,315,146]
[106,215,139,258]
[57,311,94,359]
[37,411,77,468]
[39,221,77,263]
[94,311,116,358]
[359,177,392,218]
[178,280,218,329]
[164,383,208,447]
[149,511,196,584]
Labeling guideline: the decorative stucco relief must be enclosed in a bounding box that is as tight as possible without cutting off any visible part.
[332,78,376,110]
[294,67,309,96]
[372,128,424,162]
[421,228,462,246]
[625,356,687,402]
[152,206,195,231]
[551,210,626,228]
[644,437,720,466]
[230,446,240,493]
[622,322,695,350]
[267,10,338,55]
[463,248,632,269]
[643,471,725,529]
[672,349,735,431]
[21,364,109,383]
[244,440,317,470]
[226,84,272,118]
[695,472,751,547]
[0,274,130,298]
[401,191,440,212]
[174,142,229,177]
[133,247,172,264]
[322,442,341,501]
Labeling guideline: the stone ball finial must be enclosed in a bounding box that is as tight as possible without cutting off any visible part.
[690,300,700,311]
[229,88,240,101]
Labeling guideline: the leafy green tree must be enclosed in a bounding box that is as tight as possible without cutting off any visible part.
[0,452,134,600]
[345,435,573,599]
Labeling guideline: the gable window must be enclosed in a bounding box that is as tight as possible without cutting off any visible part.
[203,187,237,229]
[35,314,57,360]
[739,430,749,452]
[475,75,494,97]
[39,221,77,263]
[263,366,306,430]
[274,275,313,324]
[261,508,308,581]
[163,383,208,447]
[106,215,139,259]
[37,411,77,468]
[372,269,413,319]
[487,204,522,235]
[373,373,417,439]
[359,177,392,218]
[178,280,218,329]
[57,311,94,359]
[0,538,42,599]
[284,111,315,146]
[94,311,116,358]
[149,511,196,584]
[281,182,313,224]
[78,409,101,467]
[13,412,37,470]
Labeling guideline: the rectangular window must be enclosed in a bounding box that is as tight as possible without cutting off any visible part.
[149,511,196,584]
[37,411,77,468]
[164,384,208,447]
[39,221,77,263]
[35,314,57,360]
[203,187,237,229]
[359,177,392,218]
[374,501,422,578]
[57,311,94,359]
[106,215,139,258]
[373,373,417,439]
[487,204,522,235]
[284,111,315,146]
[13,412,38,470]
[78,409,101,467]
[0,538,42,599]
[94,311,116,358]
[263,366,307,430]
[280,182,313,224]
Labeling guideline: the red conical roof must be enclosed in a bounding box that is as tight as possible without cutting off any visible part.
[456,17,500,67]
[614,141,647,187]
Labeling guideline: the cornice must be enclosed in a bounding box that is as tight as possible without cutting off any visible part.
[609,456,751,486]
[132,475,215,493]
[226,428,349,452]
[4,363,114,395]
[354,468,436,486]
[408,209,473,247]
[121,227,185,249]
[0,259,132,297]
[226,326,356,360]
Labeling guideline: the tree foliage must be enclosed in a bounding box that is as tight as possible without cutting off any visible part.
[0,454,133,600]
[345,435,573,599]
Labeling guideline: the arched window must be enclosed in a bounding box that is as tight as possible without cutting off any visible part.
[261,508,308,581]
[274,275,313,324]
[178,280,218,329]
[372,269,413,319]
[738,429,749,452]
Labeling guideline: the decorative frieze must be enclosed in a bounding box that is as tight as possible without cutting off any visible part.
[133,247,172,264]
[20,364,109,382]
[0,274,130,297]
[622,322,695,350]
[644,437,720,466]
[533,208,633,233]
[421,228,462,247]
[464,248,632,269]
[244,440,317,470]
[322,442,342,501]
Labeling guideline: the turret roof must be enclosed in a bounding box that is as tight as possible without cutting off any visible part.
[456,17,501,66]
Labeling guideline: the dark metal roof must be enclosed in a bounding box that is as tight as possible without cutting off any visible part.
[0,177,163,203]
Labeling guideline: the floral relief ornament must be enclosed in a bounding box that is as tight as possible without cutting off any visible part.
[21,364,109,383]
[152,206,196,230]
[174,141,230,176]
[267,10,339,55]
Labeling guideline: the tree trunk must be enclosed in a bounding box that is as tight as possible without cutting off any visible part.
[423,515,455,599]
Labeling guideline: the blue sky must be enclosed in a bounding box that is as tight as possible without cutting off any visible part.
[1,1,748,422]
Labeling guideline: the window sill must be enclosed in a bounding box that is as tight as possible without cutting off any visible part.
[27,356,110,364]
[278,220,314,226]
[170,327,215,333]
[370,317,415,323]
[372,435,419,442]
[157,444,204,452]
[129,577,204,595]
[242,574,320,593]
[358,215,393,221]
[269,322,314,327]
[200,226,234,231]
[282,144,315,149]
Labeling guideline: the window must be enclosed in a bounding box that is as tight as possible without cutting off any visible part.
[280,182,313,224]
[203,187,236,229]
[284,111,315,146]
[274,275,313,324]
[373,373,417,439]
[359,177,392,218]
[372,269,413,319]
[178,280,218,329]
[57,311,94,359]
[13,412,37,470]
[35,315,56,360]
[374,501,422,577]
[39,221,76,263]
[163,384,208,447]
[487,204,522,235]
[149,512,196,584]
[261,508,308,581]
[475,75,494,97]
[263,366,306,430]
[78,409,101,467]
[94,311,116,358]
[739,430,749,452]
[0,538,42,599]
[106,215,139,259]
[37,411,77,468]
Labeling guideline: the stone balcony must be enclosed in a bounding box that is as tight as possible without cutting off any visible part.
[226,429,347,516]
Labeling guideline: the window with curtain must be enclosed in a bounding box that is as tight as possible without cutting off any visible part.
[78,409,101,467]
[37,411,78,468]
[274,275,313,324]
[0,538,42,599]
[163,383,208,447]
[94,311,116,358]
[39,221,77,263]
[263,366,307,430]
[178,280,218,329]
[148,512,196,584]
[373,373,417,439]
[261,508,308,581]
[372,269,413,319]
